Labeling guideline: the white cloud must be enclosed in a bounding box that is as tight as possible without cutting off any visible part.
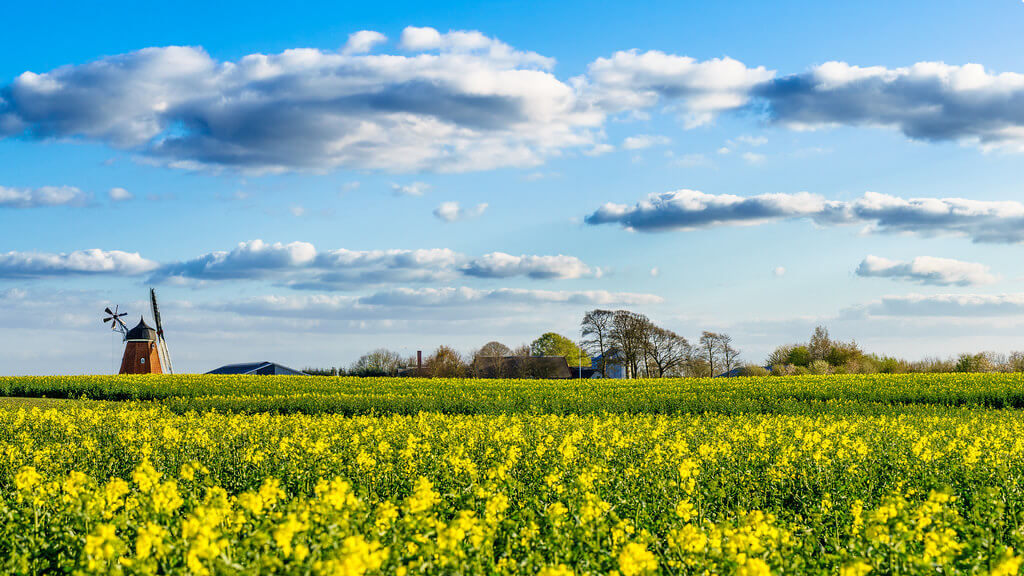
[289,205,306,217]
[107,187,134,202]
[342,30,387,55]
[0,185,87,208]
[151,240,596,288]
[650,267,660,277]
[585,50,774,127]
[741,152,766,164]
[855,255,997,286]
[433,201,488,222]
[586,189,1024,244]
[0,32,597,173]
[622,134,670,150]
[736,135,767,146]
[762,61,1024,152]
[462,253,594,279]
[862,293,1024,317]
[391,182,430,197]
[583,143,615,156]
[673,153,710,167]
[773,266,786,276]
[0,249,157,277]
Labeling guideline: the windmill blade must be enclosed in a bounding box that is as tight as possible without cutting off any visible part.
[103,317,113,323]
[105,307,114,316]
[149,287,173,374]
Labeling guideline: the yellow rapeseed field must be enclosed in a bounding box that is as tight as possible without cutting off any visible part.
[2,374,1024,575]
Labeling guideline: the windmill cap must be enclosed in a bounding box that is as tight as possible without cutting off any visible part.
[125,317,157,341]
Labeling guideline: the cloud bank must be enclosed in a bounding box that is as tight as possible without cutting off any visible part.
[150,239,596,287]
[0,186,87,208]
[587,189,1024,243]
[9,32,1024,175]
[0,29,601,173]
[0,249,157,277]
[856,255,997,286]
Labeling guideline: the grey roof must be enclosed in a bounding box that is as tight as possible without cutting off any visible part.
[125,317,157,342]
[205,361,308,376]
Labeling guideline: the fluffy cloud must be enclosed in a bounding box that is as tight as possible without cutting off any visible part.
[461,253,594,279]
[863,293,1024,317]
[761,61,1024,152]
[361,286,661,307]
[154,240,318,281]
[0,28,600,173]
[0,186,87,208]
[585,189,832,232]
[107,187,134,202]
[342,30,387,55]
[151,240,595,287]
[856,255,997,286]
[0,249,157,277]
[391,182,429,196]
[217,287,661,322]
[433,201,488,222]
[622,134,670,150]
[586,189,1024,243]
[585,50,774,128]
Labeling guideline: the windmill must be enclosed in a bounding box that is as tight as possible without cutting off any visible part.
[100,290,174,375]
[149,288,173,374]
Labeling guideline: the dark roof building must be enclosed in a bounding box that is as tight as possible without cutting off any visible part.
[470,355,572,379]
[206,361,307,376]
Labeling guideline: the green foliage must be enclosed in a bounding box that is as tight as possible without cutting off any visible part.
[530,332,591,367]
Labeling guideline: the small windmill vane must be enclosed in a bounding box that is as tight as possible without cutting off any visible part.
[102,305,129,340]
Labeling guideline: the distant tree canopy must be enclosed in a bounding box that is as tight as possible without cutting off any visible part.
[530,332,590,367]
[349,348,404,376]
[477,341,511,357]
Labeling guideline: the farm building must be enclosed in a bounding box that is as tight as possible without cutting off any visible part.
[206,361,307,376]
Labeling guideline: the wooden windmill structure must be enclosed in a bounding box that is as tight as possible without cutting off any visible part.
[102,288,174,375]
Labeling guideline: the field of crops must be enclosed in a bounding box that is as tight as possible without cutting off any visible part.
[3,374,1024,575]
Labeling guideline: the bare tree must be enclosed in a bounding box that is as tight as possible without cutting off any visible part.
[809,326,832,363]
[350,348,404,376]
[644,327,691,377]
[718,333,741,375]
[699,332,722,378]
[582,309,615,376]
[611,311,653,378]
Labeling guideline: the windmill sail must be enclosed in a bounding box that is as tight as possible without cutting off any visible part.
[149,288,173,374]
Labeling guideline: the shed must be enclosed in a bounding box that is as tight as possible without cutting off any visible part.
[205,361,308,376]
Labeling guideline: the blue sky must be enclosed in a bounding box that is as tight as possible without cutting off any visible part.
[4,0,1024,374]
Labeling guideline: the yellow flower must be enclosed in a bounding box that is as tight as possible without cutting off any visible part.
[840,560,872,576]
[992,548,1024,576]
[84,523,122,569]
[135,522,168,559]
[618,542,658,576]
[738,556,771,576]
[273,513,306,556]
[538,564,575,576]
[675,499,695,521]
[132,460,161,493]
[14,466,41,492]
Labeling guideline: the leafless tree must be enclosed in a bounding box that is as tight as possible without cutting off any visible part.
[644,327,691,377]
[581,309,615,376]
[350,348,405,376]
[718,333,741,375]
[699,331,722,377]
[611,310,654,378]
